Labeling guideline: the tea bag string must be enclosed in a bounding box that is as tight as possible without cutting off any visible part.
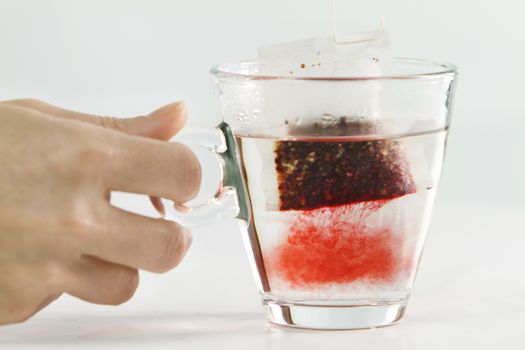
[330,0,385,45]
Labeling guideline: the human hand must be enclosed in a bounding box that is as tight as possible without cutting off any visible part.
[0,99,201,325]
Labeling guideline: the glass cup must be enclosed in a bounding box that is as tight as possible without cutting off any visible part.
[161,58,458,330]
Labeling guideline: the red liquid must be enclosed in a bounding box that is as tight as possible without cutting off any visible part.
[266,201,406,286]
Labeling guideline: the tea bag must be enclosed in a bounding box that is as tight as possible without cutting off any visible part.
[255,25,416,211]
[274,137,416,211]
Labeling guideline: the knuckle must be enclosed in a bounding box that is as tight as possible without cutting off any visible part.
[154,223,191,273]
[173,144,202,202]
[42,261,65,291]
[10,310,33,325]
[53,194,102,239]
[3,301,44,325]
[0,305,28,325]
[98,116,127,132]
[109,268,139,305]
[59,138,111,181]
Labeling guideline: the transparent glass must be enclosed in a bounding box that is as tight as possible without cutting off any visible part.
[210,58,458,330]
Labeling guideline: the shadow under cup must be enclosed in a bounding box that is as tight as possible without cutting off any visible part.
[210,58,458,330]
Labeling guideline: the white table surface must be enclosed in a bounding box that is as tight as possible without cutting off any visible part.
[1,202,523,349]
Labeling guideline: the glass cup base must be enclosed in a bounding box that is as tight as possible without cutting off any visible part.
[264,300,407,330]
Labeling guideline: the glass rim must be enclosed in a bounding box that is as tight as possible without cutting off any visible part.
[210,57,457,82]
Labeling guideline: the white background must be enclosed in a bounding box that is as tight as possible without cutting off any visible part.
[0,0,524,349]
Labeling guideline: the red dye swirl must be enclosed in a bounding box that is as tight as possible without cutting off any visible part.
[267,201,406,286]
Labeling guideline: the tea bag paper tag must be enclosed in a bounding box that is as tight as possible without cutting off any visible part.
[258,24,391,77]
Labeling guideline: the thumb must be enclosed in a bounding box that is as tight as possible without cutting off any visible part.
[2,99,187,141]
[107,102,188,140]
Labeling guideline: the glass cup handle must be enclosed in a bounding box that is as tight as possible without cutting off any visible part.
[159,122,250,228]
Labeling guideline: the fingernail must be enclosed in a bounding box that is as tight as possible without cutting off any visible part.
[133,101,187,140]
[149,101,186,120]
[181,226,193,248]
[174,203,192,213]
[150,196,166,217]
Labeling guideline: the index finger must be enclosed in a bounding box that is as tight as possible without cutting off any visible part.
[93,130,202,204]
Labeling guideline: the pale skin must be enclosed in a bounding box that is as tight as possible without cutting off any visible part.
[0,99,201,325]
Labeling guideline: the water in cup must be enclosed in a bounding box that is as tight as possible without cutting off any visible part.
[236,121,447,326]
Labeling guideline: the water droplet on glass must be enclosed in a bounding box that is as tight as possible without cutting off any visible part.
[252,89,262,102]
